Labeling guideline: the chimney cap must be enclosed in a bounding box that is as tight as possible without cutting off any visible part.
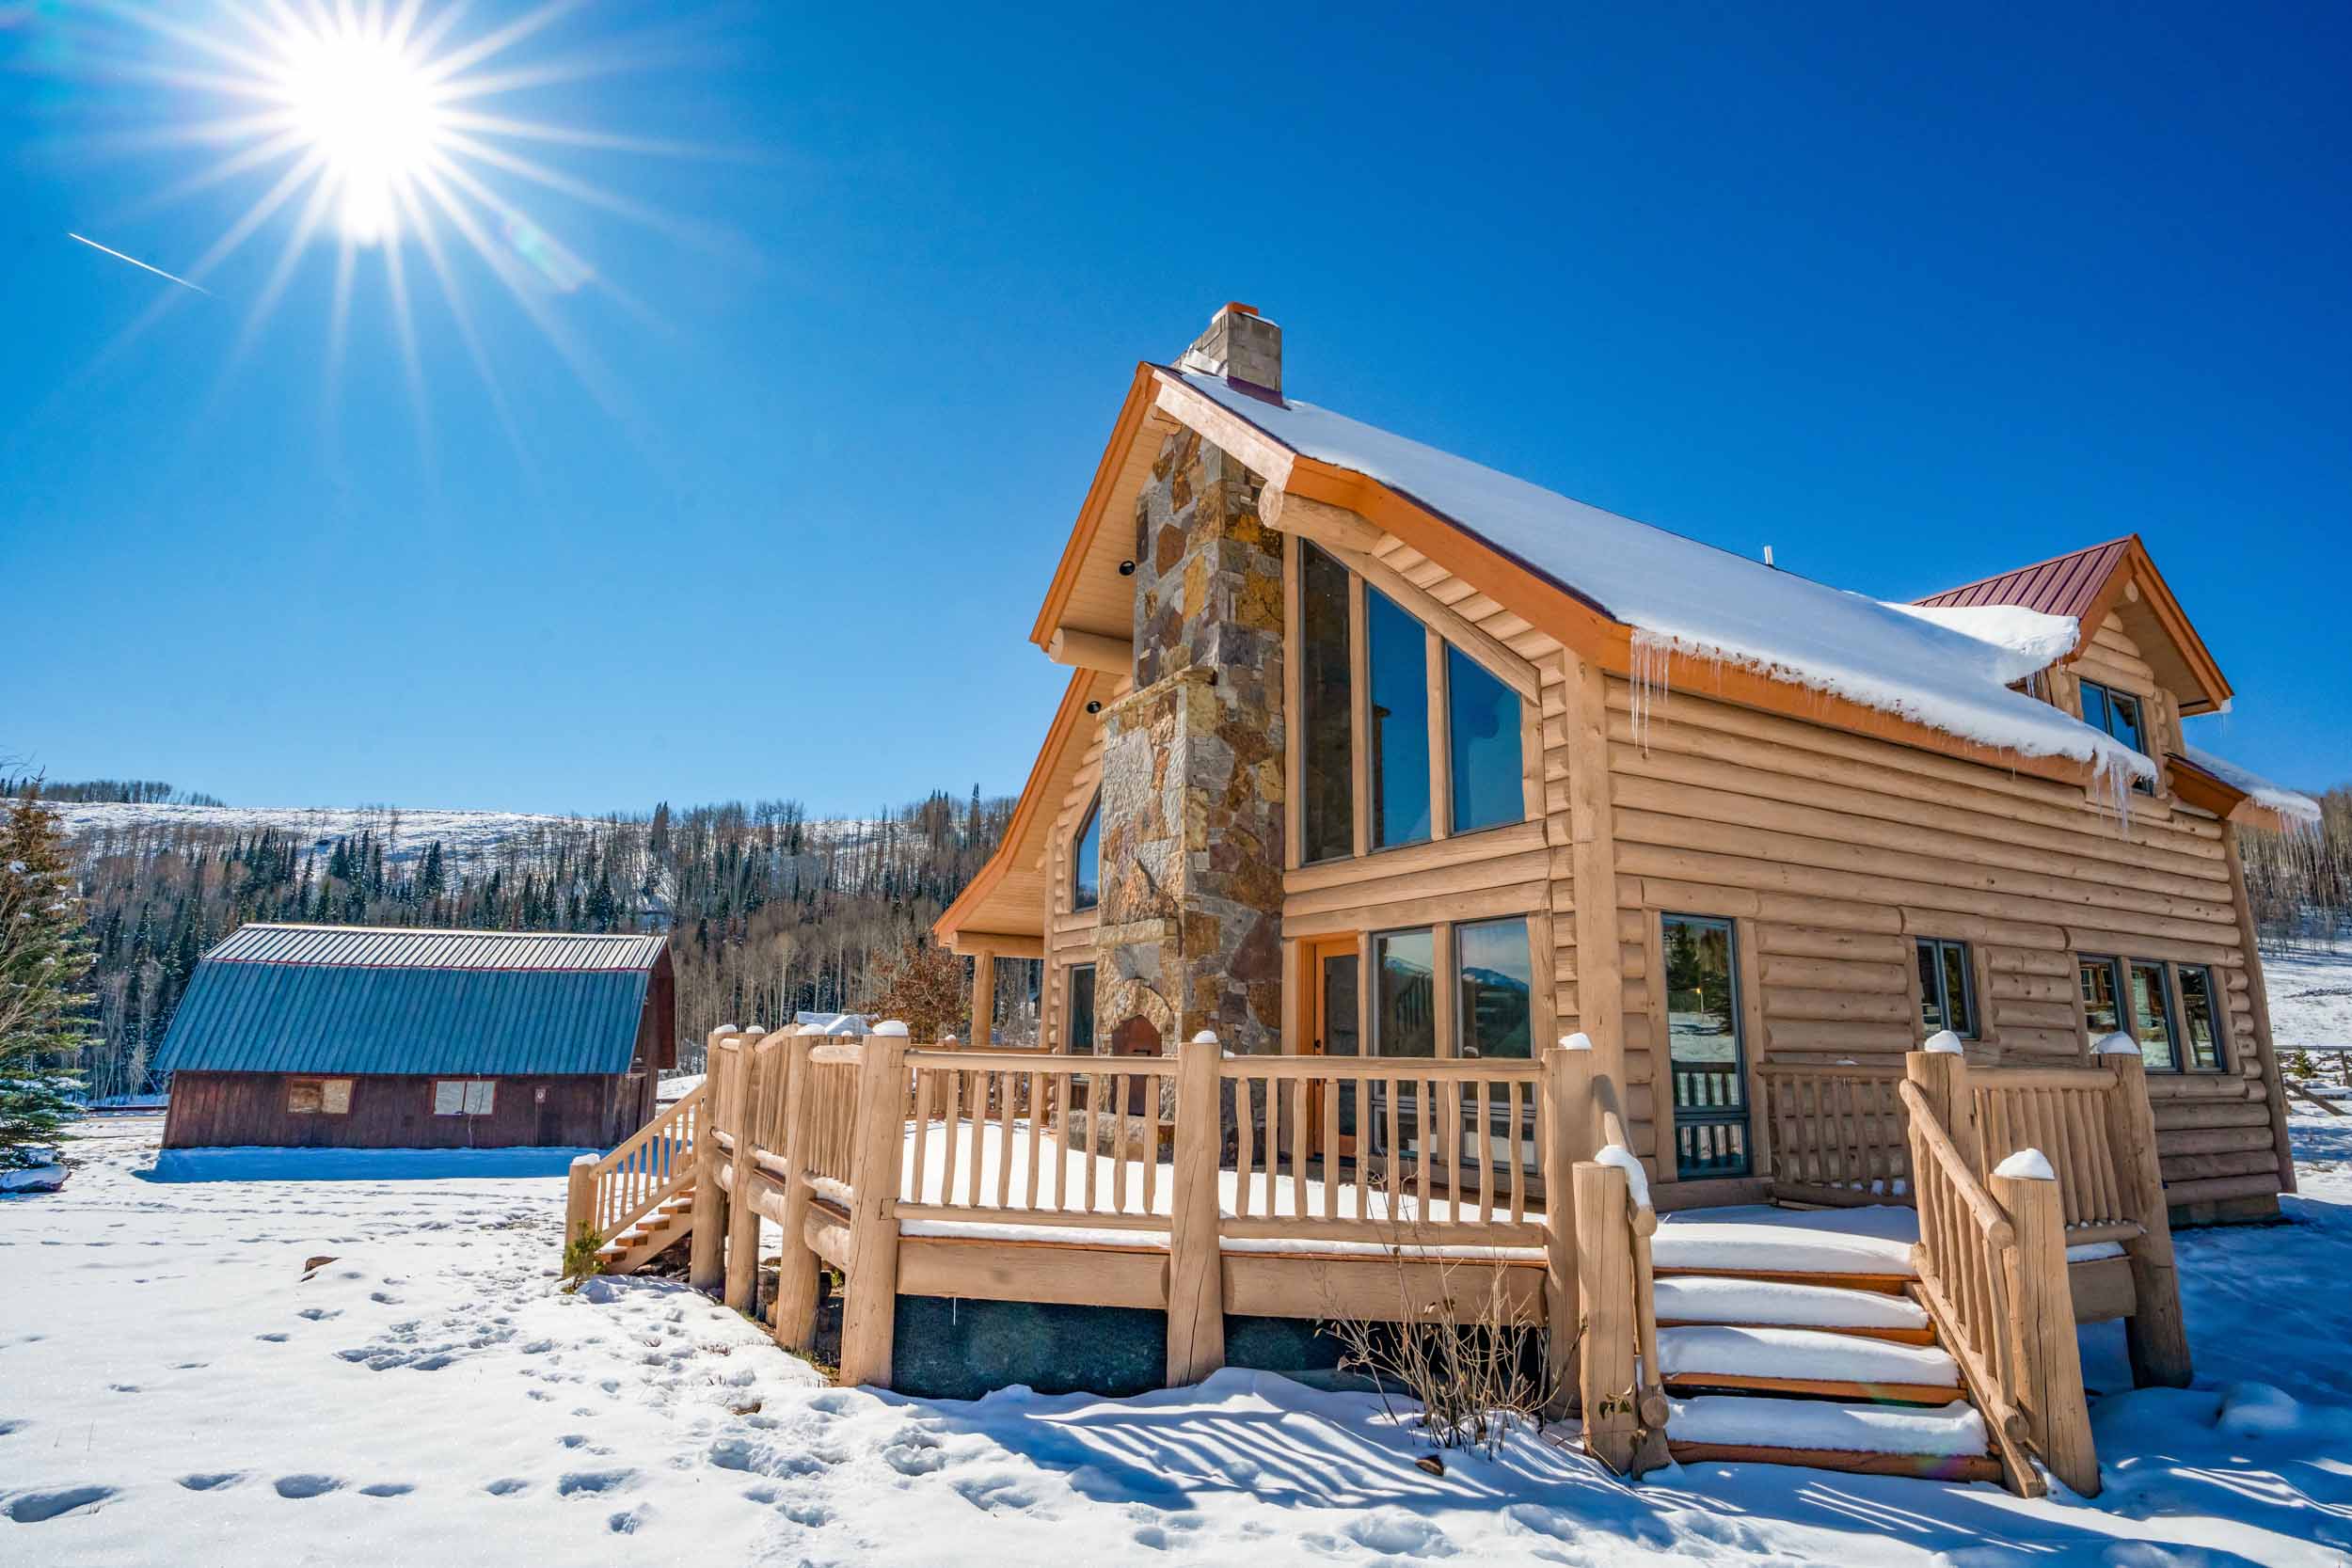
[1223,301,1259,318]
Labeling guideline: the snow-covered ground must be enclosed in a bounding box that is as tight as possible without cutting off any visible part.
[2265,944,2352,1053]
[10,1117,2352,1564]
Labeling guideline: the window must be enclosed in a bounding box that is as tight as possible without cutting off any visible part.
[1915,938,1978,1038]
[2079,679,2154,795]
[2176,965,2225,1072]
[1066,964,1096,1054]
[1456,917,1533,1059]
[2080,954,2225,1073]
[1374,927,1438,1057]
[2079,956,2125,1037]
[1072,796,1101,911]
[286,1078,352,1116]
[433,1079,496,1117]
[1448,646,1519,835]
[2129,960,2179,1071]
[1300,543,1356,863]
[1663,913,1751,1179]
[1366,587,1432,848]
[1296,542,1525,863]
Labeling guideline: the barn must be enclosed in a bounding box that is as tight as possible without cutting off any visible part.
[153,924,675,1150]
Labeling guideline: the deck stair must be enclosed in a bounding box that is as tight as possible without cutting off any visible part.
[1648,1205,2002,1483]
[596,1185,698,1275]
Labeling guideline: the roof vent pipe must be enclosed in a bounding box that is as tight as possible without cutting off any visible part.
[1177,302,1281,401]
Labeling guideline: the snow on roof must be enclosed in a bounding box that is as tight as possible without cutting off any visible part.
[1182,371,2154,784]
[1881,602,2081,668]
[2182,745,2322,826]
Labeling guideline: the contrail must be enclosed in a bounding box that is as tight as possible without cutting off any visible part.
[66,232,211,296]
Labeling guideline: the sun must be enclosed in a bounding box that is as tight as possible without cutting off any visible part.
[272,25,445,245]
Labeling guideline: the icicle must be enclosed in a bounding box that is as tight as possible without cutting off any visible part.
[1629,628,1675,754]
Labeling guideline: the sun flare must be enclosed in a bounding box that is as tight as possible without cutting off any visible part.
[273,26,444,244]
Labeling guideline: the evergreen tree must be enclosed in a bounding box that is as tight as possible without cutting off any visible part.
[0,787,95,1167]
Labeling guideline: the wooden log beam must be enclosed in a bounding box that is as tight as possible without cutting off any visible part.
[837,1031,910,1388]
[2103,1053,2191,1388]
[1574,1158,1638,1475]
[688,1030,734,1291]
[1260,483,1386,553]
[1045,626,1133,675]
[946,930,1046,960]
[1165,1031,1227,1385]
[723,1040,764,1317]
[771,1034,823,1354]
[1995,1163,2100,1497]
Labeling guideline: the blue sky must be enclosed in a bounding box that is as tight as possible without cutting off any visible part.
[4,3,2344,816]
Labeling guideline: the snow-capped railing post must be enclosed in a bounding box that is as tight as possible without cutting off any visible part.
[770,1029,824,1354]
[1165,1029,1228,1386]
[1990,1150,2099,1497]
[2097,1041,2190,1387]
[837,1024,911,1388]
[1541,1034,1597,1414]
[564,1153,597,1254]
[723,1034,769,1317]
[1571,1154,1638,1475]
[1908,1031,1980,1178]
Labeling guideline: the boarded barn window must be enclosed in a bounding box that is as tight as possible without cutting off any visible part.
[286,1078,352,1116]
[433,1079,497,1116]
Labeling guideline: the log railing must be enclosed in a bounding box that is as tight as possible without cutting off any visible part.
[1574,1070,1669,1477]
[898,1047,1176,1227]
[1970,1067,2133,1234]
[1758,1061,1911,1206]
[564,1077,706,1244]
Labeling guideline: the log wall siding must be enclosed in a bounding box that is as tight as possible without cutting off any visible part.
[1575,674,2285,1213]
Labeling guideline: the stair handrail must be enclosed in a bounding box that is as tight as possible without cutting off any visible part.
[567,1080,707,1247]
[1593,1074,1666,1441]
[1571,1068,1670,1477]
[1898,1069,2041,1495]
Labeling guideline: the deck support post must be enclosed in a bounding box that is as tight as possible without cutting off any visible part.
[969,946,996,1050]
[723,1037,764,1317]
[1542,1037,1596,1415]
[837,1029,910,1388]
[1166,1030,1228,1386]
[688,1028,732,1292]
[2102,1052,2191,1387]
[771,1032,823,1353]
[1573,1157,1637,1474]
[1994,1164,2100,1497]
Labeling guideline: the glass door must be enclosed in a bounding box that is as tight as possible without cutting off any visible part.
[1662,913,1752,1179]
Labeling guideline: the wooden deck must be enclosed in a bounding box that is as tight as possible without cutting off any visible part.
[570,1027,2190,1499]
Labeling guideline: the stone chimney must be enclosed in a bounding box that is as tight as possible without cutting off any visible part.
[1175,302,1281,400]
[1086,307,1290,1094]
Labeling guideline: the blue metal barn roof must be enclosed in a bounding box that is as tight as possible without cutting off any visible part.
[155,924,664,1078]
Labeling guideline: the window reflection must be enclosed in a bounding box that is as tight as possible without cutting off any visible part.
[1300,546,1355,862]
[1448,646,1520,834]
[1367,588,1431,848]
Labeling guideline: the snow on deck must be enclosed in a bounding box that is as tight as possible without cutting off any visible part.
[892,1119,1539,1258]
[1184,371,2153,785]
[9,1113,2352,1563]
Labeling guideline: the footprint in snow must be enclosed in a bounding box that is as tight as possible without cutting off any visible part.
[952,1474,1043,1512]
[4,1485,118,1523]
[256,1332,291,1343]
[557,1469,633,1497]
[882,1432,947,1477]
[369,1291,400,1305]
[358,1482,413,1497]
[274,1475,343,1499]
[0,1420,26,1437]
[485,1478,531,1497]
[1343,1512,1458,1558]
[296,1308,340,1322]
[179,1473,243,1491]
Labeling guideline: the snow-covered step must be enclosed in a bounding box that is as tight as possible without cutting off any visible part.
[1653,1275,1931,1341]
[1657,1325,1959,1403]
[1667,1393,1997,1482]
[1652,1204,1919,1283]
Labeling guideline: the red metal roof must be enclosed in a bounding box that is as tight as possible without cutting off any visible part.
[1915,537,2134,619]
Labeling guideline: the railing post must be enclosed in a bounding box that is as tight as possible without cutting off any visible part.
[688,1028,733,1291]
[771,1031,823,1353]
[1166,1029,1228,1386]
[1573,1157,1637,1474]
[2100,1045,2191,1387]
[1542,1034,1597,1415]
[723,1035,766,1316]
[969,944,995,1050]
[565,1153,597,1255]
[1907,1036,1979,1176]
[838,1025,910,1389]
[1994,1155,2100,1497]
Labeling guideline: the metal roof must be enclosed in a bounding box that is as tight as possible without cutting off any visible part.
[1914,538,2133,620]
[203,923,666,973]
[154,924,662,1077]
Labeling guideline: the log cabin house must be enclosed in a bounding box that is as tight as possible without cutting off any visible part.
[158,924,675,1149]
[581,306,2317,1493]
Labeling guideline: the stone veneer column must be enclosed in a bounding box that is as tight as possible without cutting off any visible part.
[1091,426,1286,1071]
